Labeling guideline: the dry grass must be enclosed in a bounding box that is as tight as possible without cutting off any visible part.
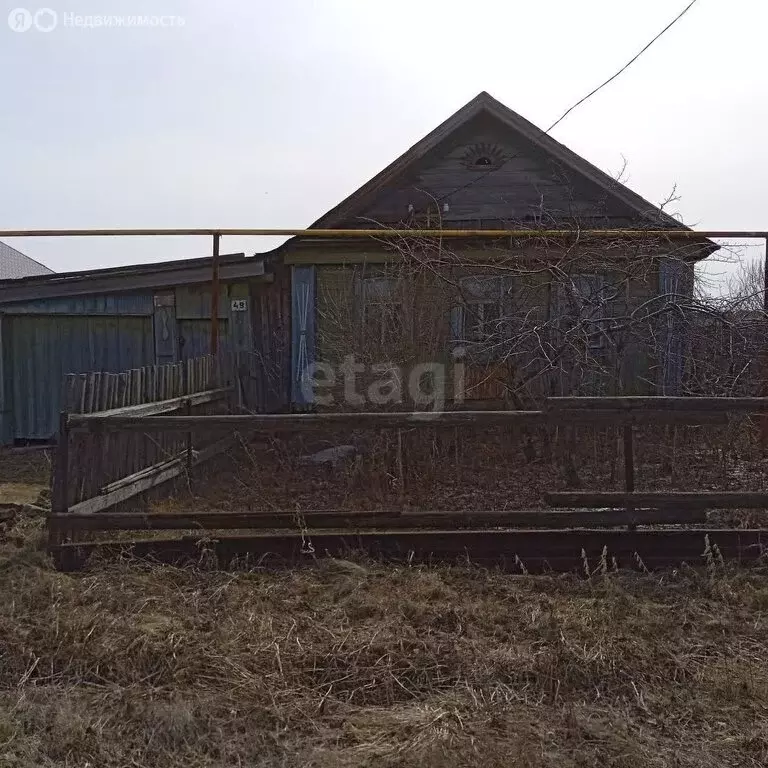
[2,516,768,767]
[0,484,43,506]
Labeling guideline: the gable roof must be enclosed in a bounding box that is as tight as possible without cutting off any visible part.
[0,240,53,279]
[309,91,707,241]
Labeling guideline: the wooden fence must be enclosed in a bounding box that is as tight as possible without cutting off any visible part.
[50,355,234,547]
[47,396,768,554]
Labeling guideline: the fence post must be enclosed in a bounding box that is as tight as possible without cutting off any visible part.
[761,234,768,453]
[396,428,406,499]
[211,232,221,357]
[49,410,71,551]
[623,424,635,526]
[185,398,193,472]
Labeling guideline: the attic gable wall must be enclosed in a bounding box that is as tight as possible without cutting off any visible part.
[338,113,648,228]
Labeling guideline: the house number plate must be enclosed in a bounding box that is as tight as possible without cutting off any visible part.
[231,299,248,311]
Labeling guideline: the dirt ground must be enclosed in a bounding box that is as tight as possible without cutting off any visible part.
[1,514,768,767]
[0,450,51,506]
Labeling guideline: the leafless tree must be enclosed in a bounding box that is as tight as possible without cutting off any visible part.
[315,219,725,408]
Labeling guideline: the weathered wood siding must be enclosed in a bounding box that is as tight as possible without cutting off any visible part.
[349,113,640,227]
[250,263,291,411]
[312,252,667,404]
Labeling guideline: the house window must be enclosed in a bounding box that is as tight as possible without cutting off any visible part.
[461,142,505,170]
[562,274,609,350]
[465,299,502,341]
[362,277,403,345]
[454,276,508,344]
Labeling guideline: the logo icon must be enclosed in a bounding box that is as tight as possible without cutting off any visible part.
[8,8,33,32]
[33,8,57,31]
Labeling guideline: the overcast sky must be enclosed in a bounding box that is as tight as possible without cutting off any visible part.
[1,0,765,286]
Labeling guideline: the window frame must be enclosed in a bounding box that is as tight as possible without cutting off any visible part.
[454,275,511,347]
[558,273,611,351]
[360,275,402,346]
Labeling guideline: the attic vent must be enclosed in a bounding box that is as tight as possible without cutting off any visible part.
[461,142,505,170]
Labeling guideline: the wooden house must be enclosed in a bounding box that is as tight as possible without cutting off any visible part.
[275,92,717,408]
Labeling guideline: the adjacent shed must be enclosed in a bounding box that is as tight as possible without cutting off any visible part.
[0,253,289,443]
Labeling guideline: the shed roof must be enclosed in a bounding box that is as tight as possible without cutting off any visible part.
[0,252,268,305]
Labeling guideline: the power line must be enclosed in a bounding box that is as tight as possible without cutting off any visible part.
[546,0,703,133]
[438,0,703,205]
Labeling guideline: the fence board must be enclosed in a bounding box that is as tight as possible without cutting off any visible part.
[66,436,233,516]
[548,397,768,412]
[53,507,709,532]
[71,388,230,420]
[546,491,768,509]
[70,410,550,433]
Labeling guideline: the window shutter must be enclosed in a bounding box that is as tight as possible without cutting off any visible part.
[659,258,684,395]
[291,265,316,406]
[449,305,464,342]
